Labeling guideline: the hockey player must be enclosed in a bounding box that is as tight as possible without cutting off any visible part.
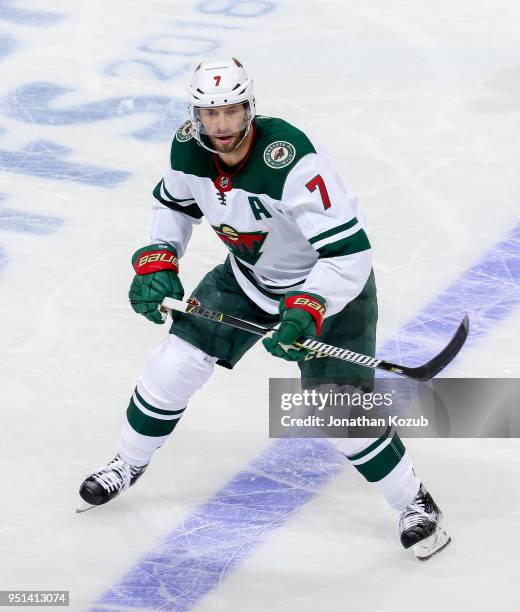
[78,58,450,561]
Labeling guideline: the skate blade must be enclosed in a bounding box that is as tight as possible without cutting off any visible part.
[75,500,97,514]
[413,526,451,561]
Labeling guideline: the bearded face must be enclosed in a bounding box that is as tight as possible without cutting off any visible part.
[197,103,250,153]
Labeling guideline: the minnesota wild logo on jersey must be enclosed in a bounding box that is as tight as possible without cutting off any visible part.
[176,120,193,143]
[154,115,372,314]
[263,141,296,169]
[212,224,268,265]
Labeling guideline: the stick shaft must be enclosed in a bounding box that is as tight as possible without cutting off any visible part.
[160,298,469,381]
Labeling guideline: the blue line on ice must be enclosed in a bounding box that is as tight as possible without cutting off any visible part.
[94,222,520,611]
[379,222,520,365]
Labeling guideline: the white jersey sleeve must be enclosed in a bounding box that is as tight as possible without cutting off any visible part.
[281,144,373,316]
[151,167,203,258]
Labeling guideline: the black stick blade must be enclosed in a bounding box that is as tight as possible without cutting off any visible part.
[402,315,470,381]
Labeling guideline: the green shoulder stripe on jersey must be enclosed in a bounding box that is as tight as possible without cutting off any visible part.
[161,179,195,205]
[309,218,359,245]
[153,180,203,219]
[169,116,317,201]
[317,228,371,258]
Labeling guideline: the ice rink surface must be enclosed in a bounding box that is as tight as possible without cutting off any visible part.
[0,1,519,610]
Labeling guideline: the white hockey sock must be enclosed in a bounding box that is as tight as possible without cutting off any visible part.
[329,429,420,511]
[371,451,420,510]
[118,415,169,467]
[117,334,217,467]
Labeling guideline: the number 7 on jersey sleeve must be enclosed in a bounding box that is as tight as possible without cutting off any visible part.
[305,174,331,209]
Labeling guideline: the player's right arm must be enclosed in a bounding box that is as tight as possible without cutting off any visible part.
[150,167,203,257]
[130,161,204,324]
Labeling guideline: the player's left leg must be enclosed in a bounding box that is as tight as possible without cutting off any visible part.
[327,421,450,560]
[298,271,450,560]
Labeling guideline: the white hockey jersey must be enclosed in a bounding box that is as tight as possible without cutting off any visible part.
[151,116,373,317]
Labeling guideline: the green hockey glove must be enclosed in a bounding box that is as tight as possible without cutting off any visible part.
[262,292,327,361]
[129,243,184,324]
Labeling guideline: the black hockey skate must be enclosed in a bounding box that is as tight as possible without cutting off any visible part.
[398,483,451,561]
[77,455,147,512]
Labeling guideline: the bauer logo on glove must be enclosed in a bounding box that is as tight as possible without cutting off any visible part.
[262,291,327,361]
[134,246,179,275]
[129,243,184,324]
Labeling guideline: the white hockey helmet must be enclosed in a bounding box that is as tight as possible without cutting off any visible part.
[188,58,256,153]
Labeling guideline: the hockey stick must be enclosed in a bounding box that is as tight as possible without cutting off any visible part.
[160,297,469,382]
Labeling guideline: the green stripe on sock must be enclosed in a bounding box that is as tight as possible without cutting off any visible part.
[127,399,180,437]
[134,388,185,416]
[351,433,406,482]
[346,425,392,461]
